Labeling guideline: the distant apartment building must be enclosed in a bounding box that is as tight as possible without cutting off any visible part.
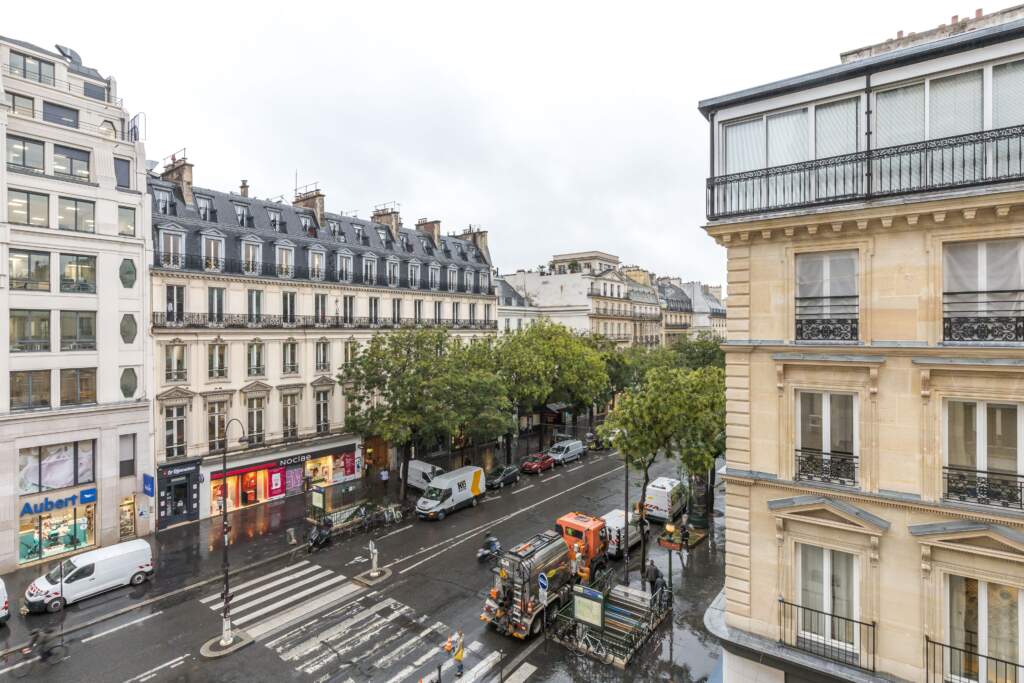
[701,7,1024,683]
[1,37,152,572]
[496,276,542,333]
[148,158,496,528]
[549,250,620,275]
[621,267,666,347]
[656,279,693,345]
[678,280,726,337]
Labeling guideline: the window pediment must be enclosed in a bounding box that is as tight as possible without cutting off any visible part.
[156,387,196,404]
[768,494,890,535]
[275,238,296,248]
[199,227,227,238]
[241,234,264,244]
[910,520,1024,564]
[241,380,272,395]
[158,223,187,235]
[311,375,337,388]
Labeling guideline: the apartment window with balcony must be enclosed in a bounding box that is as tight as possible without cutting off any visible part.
[114,158,131,189]
[4,92,34,117]
[60,311,96,351]
[941,575,1023,681]
[247,290,263,325]
[452,302,460,322]
[796,391,857,486]
[368,297,380,324]
[202,235,224,271]
[469,303,476,324]
[196,195,214,221]
[154,189,173,216]
[447,268,456,291]
[247,397,265,445]
[392,298,401,323]
[9,51,55,84]
[282,292,297,325]
[10,310,50,352]
[8,189,49,226]
[363,256,377,284]
[387,260,399,286]
[60,368,96,406]
[795,250,858,342]
[163,285,185,326]
[344,341,357,365]
[9,250,49,291]
[208,343,227,379]
[58,197,94,233]
[282,342,298,374]
[338,253,352,281]
[42,102,78,128]
[429,266,440,289]
[945,400,1024,510]
[7,135,44,172]
[410,263,421,288]
[342,296,355,324]
[118,207,136,237]
[316,390,330,434]
[943,238,1024,343]
[484,304,492,323]
[208,401,227,452]
[160,230,184,268]
[314,294,327,324]
[276,247,294,278]
[235,204,252,227]
[208,287,225,325]
[316,340,330,372]
[11,370,50,410]
[414,300,423,324]
[53,145,90,181]
[434,301,443,323]
[282,394,298,439]
[243,241,261,275]
[310,251,325,280]
[165,344,187,382]
[164,405,186,457]
[782,544,860,664]
[247,343,264,376]
[60,254,96,293]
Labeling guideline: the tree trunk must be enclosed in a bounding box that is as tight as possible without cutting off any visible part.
[505,431,513,466]
[572,412,578,439]
[689,471,710,529]
[638,465,652,571]
[399,441,412,501]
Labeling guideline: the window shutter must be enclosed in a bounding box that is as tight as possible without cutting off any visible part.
[994,59,1024,128]
[724,118,765,173]
[815,98,859,158]
[767,109,808,166]
[875,84,925,147]
[929,70,982,139]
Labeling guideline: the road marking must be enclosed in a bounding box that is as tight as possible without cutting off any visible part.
[122,654,189,682]
[379,621,446,682]
[300,605,412,674]
[567,465,584,472]
[82,610,163,643]
[543,474,562,482]
[278,598,397,659]
[505,662,538,683]
[385,465,624,573]
[0,656,36,676]
[511,485,534,495]
[247,582,364,640]
[230,568,335,615]
[200,561,310,603]
[234,573,348,625]
[378,524,413,539]
[210,563,322,609]
[464,650,502,681]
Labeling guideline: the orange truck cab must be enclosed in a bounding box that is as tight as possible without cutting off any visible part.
[555,512,608,583]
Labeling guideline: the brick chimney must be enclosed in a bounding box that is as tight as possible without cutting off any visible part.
[416,218,441,248]
[239,179,249,198]
[293,187,326,226]
[373,205,402,243]
[459,226,491,263]
[160,156,194,205]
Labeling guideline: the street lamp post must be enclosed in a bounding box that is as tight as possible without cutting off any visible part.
[611,428,630,586]
[219,417,247,647]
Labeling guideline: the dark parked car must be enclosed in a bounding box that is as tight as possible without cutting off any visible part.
[486,465,521,489]
[520,453,556,474]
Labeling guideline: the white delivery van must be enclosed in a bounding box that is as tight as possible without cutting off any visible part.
[641,477,684,523]
[548,440,585,465]
[602,508,645,559]
[0,578,8,623]
[416,466,485,521]
[403,460,446,493]
[24,539,153,613]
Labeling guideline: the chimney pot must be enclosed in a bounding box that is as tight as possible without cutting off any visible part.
[160,156,194,205]
[240,180,249,198]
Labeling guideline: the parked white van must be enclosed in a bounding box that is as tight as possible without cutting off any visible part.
[602,509,646,559]
[416,466,485,520]
[548,440,585,465]
[403,460,446,493]
[24,539,153,613]
[641,477,684,522]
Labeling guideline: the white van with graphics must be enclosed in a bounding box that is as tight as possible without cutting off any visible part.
[641,477,684,522]
[416,466,485,520]
[24,539,153,613]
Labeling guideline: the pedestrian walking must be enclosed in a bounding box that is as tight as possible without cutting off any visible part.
[645,559,661,594]
[444,628,465,677]
[379,467,390,496]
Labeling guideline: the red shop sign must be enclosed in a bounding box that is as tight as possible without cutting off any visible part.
[209,460,275,481]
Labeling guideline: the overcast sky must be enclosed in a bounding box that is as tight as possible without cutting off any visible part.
[6,1,977,284]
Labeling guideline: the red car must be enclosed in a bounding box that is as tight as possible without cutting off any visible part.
[520,453,556,474]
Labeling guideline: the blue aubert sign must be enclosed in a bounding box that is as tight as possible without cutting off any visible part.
[20,488,97,517]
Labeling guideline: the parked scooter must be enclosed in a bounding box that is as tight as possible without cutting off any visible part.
[307,517,334,553]
[477,534,501,563]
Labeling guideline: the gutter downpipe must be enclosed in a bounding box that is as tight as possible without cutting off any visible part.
[865,73,873,198]
[708,111,716,219]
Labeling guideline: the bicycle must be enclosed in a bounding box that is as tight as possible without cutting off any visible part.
[9,642,69,678]
[574,628,611,664]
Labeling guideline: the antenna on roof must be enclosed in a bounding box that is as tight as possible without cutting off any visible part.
[160,148,187,170]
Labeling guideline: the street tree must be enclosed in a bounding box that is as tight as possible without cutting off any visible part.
[449,338,513,465]
[494,324,556,462]
[543,327,609,438]
[340,328,457,500]
[675,366,726,528]
[672,330,726,370]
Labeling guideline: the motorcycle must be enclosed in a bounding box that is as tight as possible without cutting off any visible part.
[477,537,501,563]
[307,518,334,553]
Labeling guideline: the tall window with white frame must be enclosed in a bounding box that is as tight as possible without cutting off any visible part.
[208,400,227,452]
[282,341,298,374]
[277,246,294,278]
[316,340,330,372]
[434,301,443,324]
[165,344,186,382]
[243,242,261,275]
[316,390,330,434]
[945,575,1023,679]
[208,287,225,325]
[203,235,223,271]
[369,297,380,325]
[795,250,858,342]
[410,263,421,288]
[342,295,354,324]
[165,405,186,458]
[314,293,328,325]
[338,253,352,282]
[208,343,227,379]
[247,342,264,376]
[392,298,401,324]
[282,394,298,439]
[247,290,263,325]
[414,300,423,324]
[945,399,1024,510]
[793,544,857,654]
[247,396,265,445]
[796,391,857,486]
[166,284,184,324]
[310,251,325,280]
[363,256,377,284]
[282,291,296,325]
[943,238,1024,343]
[387,260,399,286]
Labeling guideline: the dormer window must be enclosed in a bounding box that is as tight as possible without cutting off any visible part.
[267,208,283,231]
[480,271,489,292]
[196,196,214,221]
[447,267,457,291]
[376,228,387,244]
[242,239,262,275]
[354,226,366,245]
[337,251,353,281]
[429,265,440,289]
[300,214,316,236]
[387,259,399,287]
[202,232,225,272]
[154,189,174,216]
[363,255,377,284]
[409,262,421,288]
[400,234,410,251]
[309,250,325,280]
[235,204,252,228]
[158,227,186,269]
[328,220,341,238]
[276,245,295,278]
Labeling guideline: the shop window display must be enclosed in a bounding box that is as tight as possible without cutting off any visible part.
[19,503,95,563]
[18,440,95,494]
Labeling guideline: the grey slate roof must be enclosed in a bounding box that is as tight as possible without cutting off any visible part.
[908,519,1024,547]
[680,282,725,317]
[495,278,530,307]
[767,494,891,531]
[698,17,1024,118]
[657,282,693,312]
[148,177,492,281]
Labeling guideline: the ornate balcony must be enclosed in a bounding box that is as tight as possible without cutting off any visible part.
[795,295,859,342]
[779,598,875,673]
[152,313,498,331]
[943,289,1024,342]
[942,466,1024,510]
[794,449,858,487]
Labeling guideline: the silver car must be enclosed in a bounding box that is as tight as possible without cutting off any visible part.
[548,440,585,464]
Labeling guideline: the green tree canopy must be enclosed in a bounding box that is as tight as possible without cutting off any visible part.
[671,330,726,370]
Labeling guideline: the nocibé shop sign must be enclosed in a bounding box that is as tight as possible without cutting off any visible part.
[209,453,313,481]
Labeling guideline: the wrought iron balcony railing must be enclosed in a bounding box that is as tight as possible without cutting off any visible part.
[708,124,1024,220]
[942,465,1024,510]
[794,449,858,487]
[943,289,1024,342]
[152,312,498,331]
[165,369,187,382]
[926,636,1022,683]
[779,598,875,673]
[795,295,859,341]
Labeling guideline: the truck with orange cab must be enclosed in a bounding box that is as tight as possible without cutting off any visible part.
[555,511,609,583]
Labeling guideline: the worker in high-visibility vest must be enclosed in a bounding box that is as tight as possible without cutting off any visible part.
[452,628,465,677]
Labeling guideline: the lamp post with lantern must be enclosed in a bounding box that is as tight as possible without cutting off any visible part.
[218,417,247,648]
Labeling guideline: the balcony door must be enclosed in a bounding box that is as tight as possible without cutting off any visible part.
[946,400,1023,508]
[943,238,1024,343]
[947,575,1023,682]
[798,544,857,650]
[795,250,858,342]
[796,390,856,485]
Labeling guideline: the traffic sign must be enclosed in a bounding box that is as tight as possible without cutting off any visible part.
[538,573,549,591]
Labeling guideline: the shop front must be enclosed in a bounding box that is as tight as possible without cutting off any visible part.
[157,459,201,529]
[18,486,98,565]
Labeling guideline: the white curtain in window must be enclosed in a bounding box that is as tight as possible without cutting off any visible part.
[994,59,1024,129]
[947,401,978,469]
[987,582,1020,665]
[943,241,981,293]
[724,118,764,173]
[876,84,925,147]
[830,550,855,644]
[800,544,825,637]
[768,109,808,166]
[796,250,857,321]
[830,394,855,454]
[948,575,977,654]
[816,98,859,158]
[944,239,1024,316]
[799,392,823,452]
[930,71,983,138]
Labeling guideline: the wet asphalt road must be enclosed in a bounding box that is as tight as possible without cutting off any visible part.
[0,451,723,682]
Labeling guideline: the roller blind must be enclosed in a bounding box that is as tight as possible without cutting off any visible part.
[767,108,808,166]
[994,59,1024,128]
[724,118,764,173]
[876,84,925,147]
[815,98,859,159]
[929,70,982,138]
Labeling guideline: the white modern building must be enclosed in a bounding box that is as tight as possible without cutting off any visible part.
[496,276,542,333]
[1,37,153,573]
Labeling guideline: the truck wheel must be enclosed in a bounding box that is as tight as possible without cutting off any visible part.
[472,496,479,508]
[437,510,446,521]
[130,571,148,586]
[46,598,66,613]
[530,616,543,637]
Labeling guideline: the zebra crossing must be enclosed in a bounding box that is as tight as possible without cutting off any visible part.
[197,560,502,682]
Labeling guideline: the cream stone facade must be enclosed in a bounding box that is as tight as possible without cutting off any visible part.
[701,10,1024,683]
